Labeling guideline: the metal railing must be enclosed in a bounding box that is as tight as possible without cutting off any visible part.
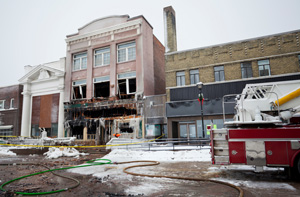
[112,138,211,151]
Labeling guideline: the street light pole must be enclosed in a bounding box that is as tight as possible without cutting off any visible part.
[197,82,205,138]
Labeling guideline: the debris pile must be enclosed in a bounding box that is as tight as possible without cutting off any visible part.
[43,147,88,159]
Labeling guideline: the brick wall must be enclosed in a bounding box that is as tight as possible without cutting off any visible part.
[165,31,300,100]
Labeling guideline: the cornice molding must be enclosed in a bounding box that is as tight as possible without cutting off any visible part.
[66,19,142,45]
[19,65,65,83]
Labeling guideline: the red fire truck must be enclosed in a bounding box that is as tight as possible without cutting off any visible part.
[210,80,300,177]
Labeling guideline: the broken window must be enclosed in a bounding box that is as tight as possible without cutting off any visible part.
[117,72,136,98]
[94,76,110,98]
[72,80,87,99]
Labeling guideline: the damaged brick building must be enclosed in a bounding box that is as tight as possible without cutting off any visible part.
[64,15,165,143]
[0,85,23,136]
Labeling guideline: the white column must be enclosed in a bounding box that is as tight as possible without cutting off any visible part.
[21,83,31,137]
[57,87,65,138]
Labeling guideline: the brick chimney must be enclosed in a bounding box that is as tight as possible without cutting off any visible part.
[164,6,177,53]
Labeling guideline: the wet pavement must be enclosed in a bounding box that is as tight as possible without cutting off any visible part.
[1,151,300,196]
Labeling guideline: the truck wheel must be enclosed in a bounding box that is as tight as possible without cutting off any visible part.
[293,156,300,180]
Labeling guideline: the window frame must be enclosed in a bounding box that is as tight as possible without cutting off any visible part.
[258,59,271,77]
[73,52,87,71]
[241,62,253,79]
[94,47,110,67]
[189,69,199,85]
[117,72,136,95]
[214,66,225,82]
[117,41,136,63]
[72,79,87,100]
[176,71,185,86]
[0,100,5,110]
[10,98,14,109]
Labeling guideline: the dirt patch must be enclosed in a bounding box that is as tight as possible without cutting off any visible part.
[1,152,300,197]
[10,148,49,155]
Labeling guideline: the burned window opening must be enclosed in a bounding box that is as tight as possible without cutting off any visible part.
[119,122,134,133]
[82,108,137,118]
[129,78,136,93]
[87,123,96,134]
[73,85,86,99]
[118,79,127,95]
[71,125,84,139]
[94,82,110,98]
[118,78,136,99]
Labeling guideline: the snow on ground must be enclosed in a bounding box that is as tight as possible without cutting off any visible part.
[68,148,297,195]
[213,178,296,191]
[43,147,89,159]
[102,148,211,162]
[0,147,16,156]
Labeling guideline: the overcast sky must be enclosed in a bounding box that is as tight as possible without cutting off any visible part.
[0,0,300,87]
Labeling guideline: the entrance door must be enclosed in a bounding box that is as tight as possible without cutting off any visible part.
[179,122,196,139]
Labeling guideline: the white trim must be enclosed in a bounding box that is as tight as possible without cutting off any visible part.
[0,100,5,110]
[19,65,64,83]
[10,98,14,109]
[66,19,142,43]
[0,125,13,130]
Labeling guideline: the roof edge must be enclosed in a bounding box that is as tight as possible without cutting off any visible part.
[165,29,300,55]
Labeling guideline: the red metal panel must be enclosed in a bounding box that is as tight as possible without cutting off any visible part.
[229,128,300,139]
[265,141,289,165]
[229,142,246,164]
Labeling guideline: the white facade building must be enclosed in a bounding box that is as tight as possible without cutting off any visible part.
[19,58,65,138]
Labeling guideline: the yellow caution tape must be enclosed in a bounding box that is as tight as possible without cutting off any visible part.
[0,134,165,148]
[0,136,19,138]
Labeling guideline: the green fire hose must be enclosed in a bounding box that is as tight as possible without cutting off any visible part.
[0,159,112,195]
[1,159,243,197]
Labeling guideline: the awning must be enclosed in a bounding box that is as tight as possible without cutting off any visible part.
[0,125,13,130]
